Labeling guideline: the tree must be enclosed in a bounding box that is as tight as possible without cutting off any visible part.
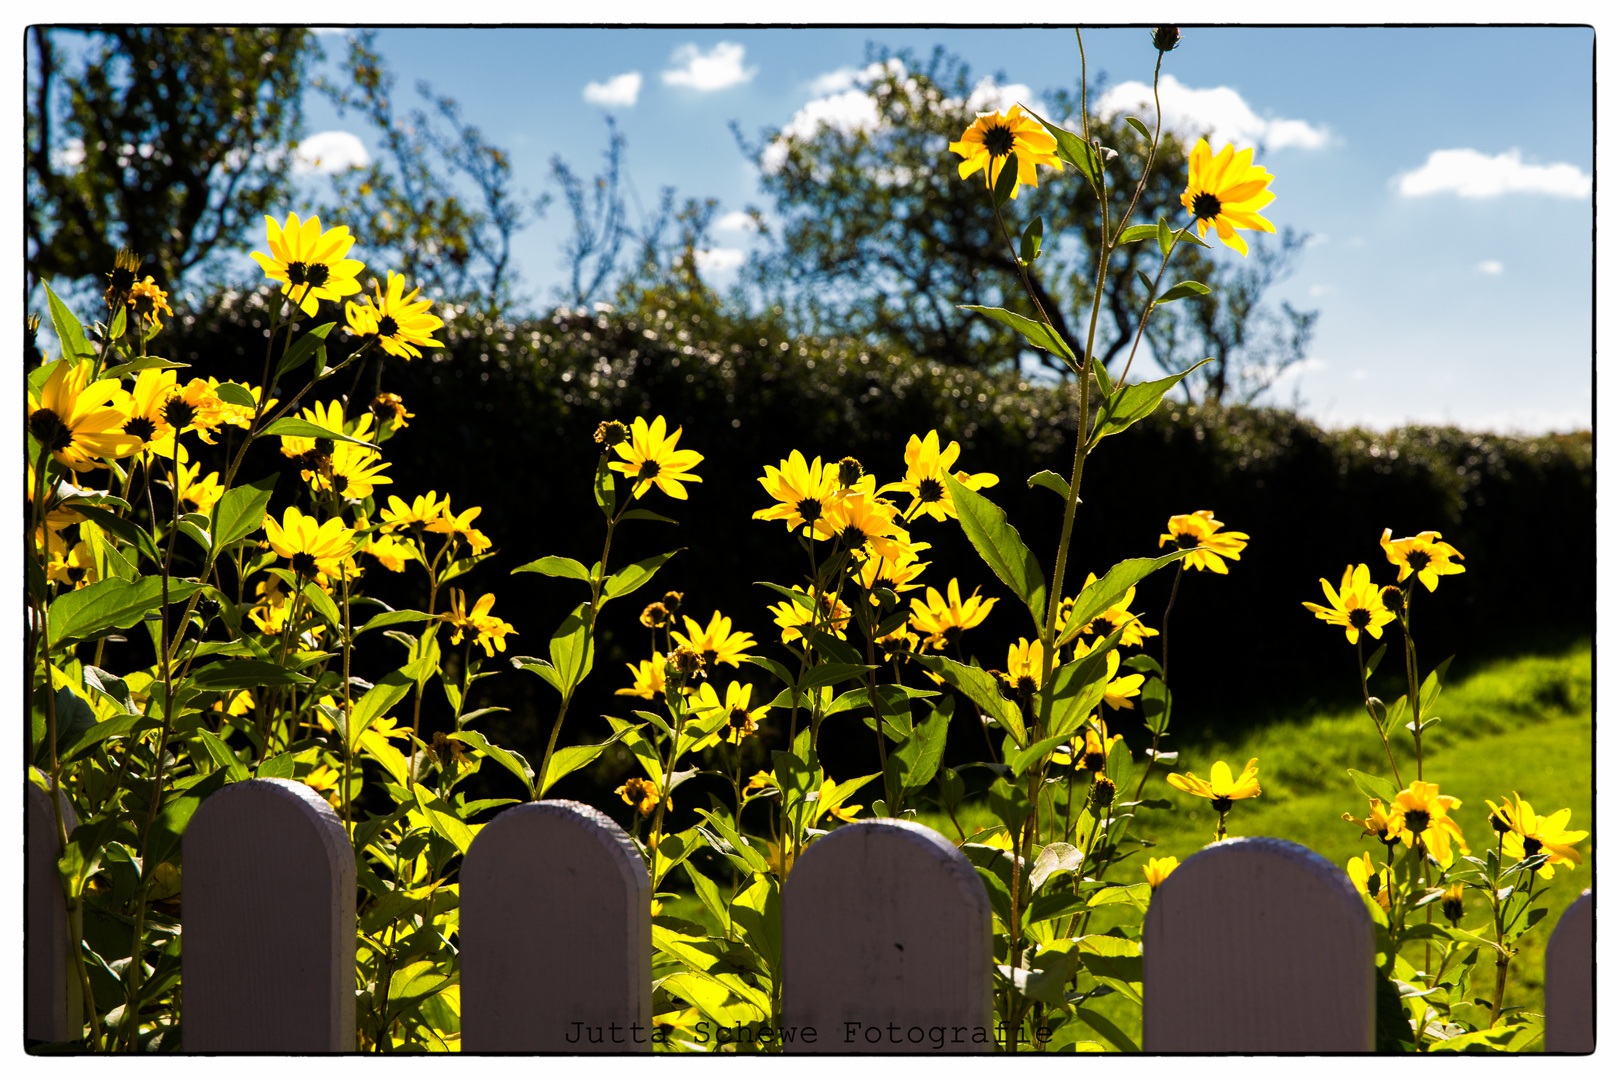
[739,45,1314,392]
[26,27,314,294]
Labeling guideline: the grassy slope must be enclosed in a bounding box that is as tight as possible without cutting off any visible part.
[911,641,1593,1048]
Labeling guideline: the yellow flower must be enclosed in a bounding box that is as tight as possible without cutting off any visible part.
[615,776,667,817]
[883,430,998,523]
[172,453,225,516]
[744,770,777,794]
[279,399,374,461]
[380,490,449,533]
[27,360,141,472]
[691,681,770,747]
[1386,781,1469,865]
[672,610,756,670]
[370,392,413,431]
[1064,574,1159,648]
[822,488,909,561]
[317,441,393,501]
[1159,510,1249,573]
[768,587,850,645]
[251,212,365,316]
[1346,853,1391,911]
[344,270,445,359]
[1143,855,1179,892]
[1486,793,1587,879]
[1343,798,1398,845]
[112,367,180,459]
[875,627,920,662]
[1054,715,1122,773]
[752,450,840,539]
[948,104,1062,200]
[851,539,931,605]
[1379,528,1464,593]
[615,653,667,699]
[813,777,863,824]
[425,497,492,555]
[1180,139,1277,256]
[608,415,703,500]
[126,276,173,332]
[45,536,99,591]
[262,506,356,583]
[908,578,997,649]
[441,589,517,657]
[1006,638,1046,694]
[200,378,274,443]
[1302,563,1396,645]
[364,533,417,573]
[1167,758,1262,810]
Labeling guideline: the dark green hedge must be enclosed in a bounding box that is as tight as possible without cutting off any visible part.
[175,295,1593,806]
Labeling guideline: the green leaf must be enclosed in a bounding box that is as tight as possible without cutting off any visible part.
[348,667,416,752]
[1090,357,1112,395]
[944,475,1046,629]
[602,549,682,602]
[272,321,337,382]
[1026,470,1070,502]
[1060,551,1185,645]
[1420,655,1454,720]
[511,655,562,694]
[187,659,311,691]
[1019,216,1044,265]
[107,305,128,341]
[618,507,677,524]
[900,702,951,796]
[1136,269,1156,297]
[1091,359,1213,443]
[1348,769,1399,805]
[1156,216,1175,256]
[912,654,1025,747]
[260,416,378,450]
[510,554,592,580]
[730,874,783,976]
[682,860,731,932]
[412,784,473,854]
[212,381,259,409]
[68,504,162,567]
[1155,280,1212,304]
[593,455,615,520]
[357,609,432,636]
[1070,1007,1141,1053]
[258,751,295,780]
[1024,106,1101,188]
[1115,224,1160,244]
[992,149,1020,207]
[959,305,1075,362]
[451,731,535,799]
[436,548,497,587]
[1009,732,1074,778]
[1141,675,1172,736]
[47,576,202,647]
[548,602,595,693]
[63,713,152,763]
[209,473,277,552]
[45,282,95,362]
[1125,116,1152,141]
[537,725,634,797]
[100,355,188,380]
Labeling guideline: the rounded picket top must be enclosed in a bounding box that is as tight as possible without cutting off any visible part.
[27,778,82,1044]
[1142,835,1374,1052]
[460,799,651,1051]
[782,818,993,1053]
[183,777,356,1052]
[1543,889,1593,1053]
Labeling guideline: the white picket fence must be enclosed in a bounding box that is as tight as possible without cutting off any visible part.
[26,778,1595,1052]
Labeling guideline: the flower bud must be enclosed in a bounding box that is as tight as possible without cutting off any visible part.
[594,420,629,447]
[1152,26,1181,52]
[838,456,864,488]
[1380,585,1405,616]
[1090,777,1117,811]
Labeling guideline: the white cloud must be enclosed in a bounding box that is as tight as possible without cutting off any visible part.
[760,89,882,174]
[806,58,904,97]
[53,137,86,171]
[309,28,348,37]
[693,248,745,273]
[293,131,369,174]
[1394,148,1591,199]
[1477,260,1505,275]
[583,72,642,108]
[1308,284,1335,297]
[962,77,1038,117]
[714,211,758,234]
[662,42,755,91]
[1095,74,1329,151]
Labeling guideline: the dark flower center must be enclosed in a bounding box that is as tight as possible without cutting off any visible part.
[701,648,718,669]
[1348,607,1372,629]
[1405,550,1431,572]
[728,707,750,731]
[66,565,88,584]
[918,478,945,503]
[637,459,662,480]
[108,267,137,293]
[1090,778,1117,810]
[161,396,196,430]
[943,625,963,645]
[287,261,331,289]
[1083,751,1107,772]
[1366,871,1382,898]
[839,524,868,549]
[1523,837,1543,857]
[291,551,319,578]
[377,315,400,338]
[1211,796,1234,814]
[982,123,1016,158]
[1085,617,1112,638]
[1404,809,1431,833]
[1381,586,1405,613]
[332,473,350,495]
[1016,674,1037,695]
[1174,531,1199,549]
[796,497,823,523]
[29,409,72,451]
[1488,810,1512,834]
[1191,191,1223,220]
[125,415,157,441]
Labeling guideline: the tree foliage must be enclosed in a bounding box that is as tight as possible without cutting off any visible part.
[26,27,314,293]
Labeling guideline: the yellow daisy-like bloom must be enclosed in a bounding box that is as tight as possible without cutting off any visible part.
[751,450,840,539]
[1343,798,1399,845]
[1159,510,1249,574]
[691,681,770,747]
[302,764,344,806]
[609,415,704,500]
[370,392,413,431]
[45,537,100,591]
[262,505,356,583]
[1065,574,1160,649]
[1096,648,1145,711]
[908,578,998,650]
[112,367,180,460]
[172,455,225,516]
[948,104,1062,200]
[425,497,492,555]
[884,430,999,523]
[1179,138,1277,256]
[768,587,850,645]
[1167,758,1262,811]
[1379,528,1464,593]
[1302,563,1396,645]
[672,611,757,671]
[822,488,909,561]
[1056,715,1123,773]
[316,441,393,501]
[127,276,174,332]
[441,589,517,657]
[852,539,932,606]
[202,378,275,443]
[344,270,445,359]
[1006,638,1046,694]
[1346,853,1391,911]
[251,212,365,316]
[1143,855,1179,892]
[380,490,449,533]
[364,533,417,573]
[876,627,920,663]
[247,576,324,639]
[1385,781,1469,865]
[105,247,142,305]
[159,378,226,443]
[744,770,778,795]
[615,776,668,817]
[279,399,375,461]
[814,777,864,825]
[1486,793,1587,879]
[214,689,256,719]
[27,360,142,472]
[615,652,668,699]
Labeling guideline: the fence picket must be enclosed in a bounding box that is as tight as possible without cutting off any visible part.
[1543,889,1593,1053]
[183,778,355,1051]
[27,779,82,1044]
[1142,836,1374,1051]
[460,799,651,1051]
[782,819,993,1053]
